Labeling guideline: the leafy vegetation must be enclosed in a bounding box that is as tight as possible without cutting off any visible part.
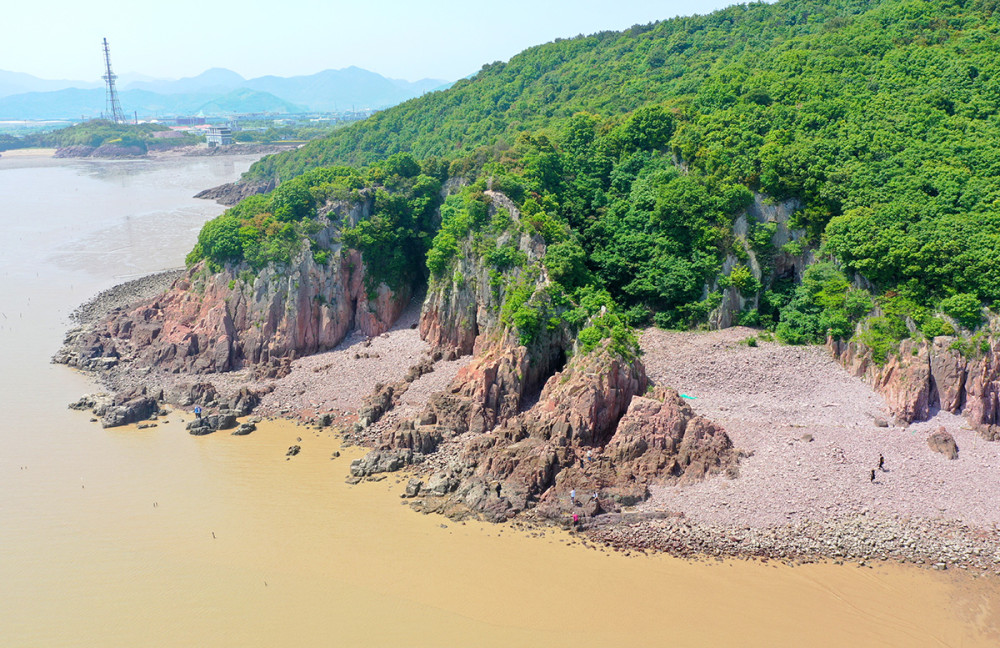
[187,154,443,293]
[0,119,200,152]
[192,0,1000,359]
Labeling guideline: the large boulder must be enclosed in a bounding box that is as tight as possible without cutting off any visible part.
[101,396,158,428]
[927,427,959,460]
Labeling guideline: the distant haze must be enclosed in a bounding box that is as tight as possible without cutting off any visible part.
[2,0,748,83]
[0,67,450,119]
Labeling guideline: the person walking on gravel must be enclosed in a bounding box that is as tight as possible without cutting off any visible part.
[878,454,885,471]
[870,469,876,484]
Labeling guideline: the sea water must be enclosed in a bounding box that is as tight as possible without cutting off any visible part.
[0,151,997,647]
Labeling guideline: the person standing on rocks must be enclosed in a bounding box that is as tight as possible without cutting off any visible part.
[570,488,576,505]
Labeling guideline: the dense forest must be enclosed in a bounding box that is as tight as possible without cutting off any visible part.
[191,0,1000,362]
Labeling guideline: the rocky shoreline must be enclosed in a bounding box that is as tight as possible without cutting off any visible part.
[67,269,184,326]
[56,270,1000,578]
[586,510,1000,573]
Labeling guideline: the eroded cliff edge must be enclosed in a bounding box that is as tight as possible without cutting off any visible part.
[828,323,1000,438]
[55,193,409,423]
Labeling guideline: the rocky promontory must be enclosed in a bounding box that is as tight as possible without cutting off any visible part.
[56,184,1000,575]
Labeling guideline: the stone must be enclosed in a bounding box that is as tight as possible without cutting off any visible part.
[231,422,256,436]
[426,472,459,496]
[404,479,423,497]
[101,396,158,429]
[349,448,414,476]
[927,427,959,460]
[286,445,301,457]
[188,423,214,436]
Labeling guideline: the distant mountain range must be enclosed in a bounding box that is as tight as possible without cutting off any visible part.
[0,67,450,120]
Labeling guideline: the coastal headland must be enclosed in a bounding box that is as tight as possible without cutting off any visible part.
[55,186,1000,577]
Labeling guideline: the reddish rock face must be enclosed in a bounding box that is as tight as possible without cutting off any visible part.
[607,387,739,485]
[363,340,737,523]
[64,247,408,376]
[964,343,1000,437]
[873,338,933,424]
[829,333,1000,438]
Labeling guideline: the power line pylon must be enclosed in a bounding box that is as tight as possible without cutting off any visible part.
[102,37,127,124]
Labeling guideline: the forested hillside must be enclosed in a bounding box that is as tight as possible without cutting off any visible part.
[197,0,1000,360]
[0,120,200,152]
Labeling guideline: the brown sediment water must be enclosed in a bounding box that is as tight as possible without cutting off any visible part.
[0,155,997,647]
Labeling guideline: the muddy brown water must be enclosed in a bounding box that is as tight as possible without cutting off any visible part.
[0,151,997,647]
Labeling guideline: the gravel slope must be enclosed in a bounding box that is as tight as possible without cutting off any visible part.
[638,327,1000,530]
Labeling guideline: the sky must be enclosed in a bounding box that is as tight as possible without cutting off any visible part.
[1,0,748,83]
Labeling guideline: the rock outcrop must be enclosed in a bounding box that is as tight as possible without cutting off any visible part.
[194,178,277,206]
[831,337,933,424]
[57,198,409,378]
[606,386,740,485]
[100,394,159,429]
[349,189,739,523]
[829,331,1000,438]
[355,342,738,523]
[186,411,238,435]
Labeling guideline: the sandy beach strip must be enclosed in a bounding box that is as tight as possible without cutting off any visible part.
[0,147,57,157]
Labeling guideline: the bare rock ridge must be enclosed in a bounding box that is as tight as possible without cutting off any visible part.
[194,177,277,206]
[829,332,1000,438]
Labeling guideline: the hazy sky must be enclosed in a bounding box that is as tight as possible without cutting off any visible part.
[3,0,748,82]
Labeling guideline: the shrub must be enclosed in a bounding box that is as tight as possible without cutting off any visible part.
[940,293,983,330]
[729,265,761,295]
[921,316,955,339]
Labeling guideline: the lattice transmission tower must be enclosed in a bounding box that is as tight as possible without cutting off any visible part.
[101,37,127,124]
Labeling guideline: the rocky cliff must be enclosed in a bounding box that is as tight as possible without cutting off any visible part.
[57,197,409,379]
[829,330,1000,438]
[709,193,811,329]
[350,190,739,522]
[419,191,548,354]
